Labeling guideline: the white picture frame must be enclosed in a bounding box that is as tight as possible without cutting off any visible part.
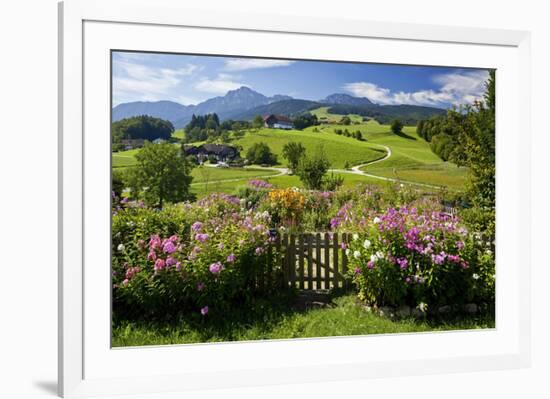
[59,0,532,397]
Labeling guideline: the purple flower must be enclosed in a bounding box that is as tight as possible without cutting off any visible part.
[255,247,265,256]
[226,253,236,263]
[175,261,182,271]
[165,256,177,266]
[341,242,348,250]
[197,282,205,291]
[121,197,129,204]
[195,233,209,243]
[209,262,223,275]
[191,222,203,232]
[432,253,446,265]
[367,260,375,269]
[456,240,465,250]
[396,258,409,270]
[163,241,176,254]
[200,306,209,316]
[354,267,362,275]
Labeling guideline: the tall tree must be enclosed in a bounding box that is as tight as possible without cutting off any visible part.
[282,141,306,174]
[297,145,331,190]
[127,142,194,208]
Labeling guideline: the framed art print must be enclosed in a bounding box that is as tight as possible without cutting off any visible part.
[59,0,531,397]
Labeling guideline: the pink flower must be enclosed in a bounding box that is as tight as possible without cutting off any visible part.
[354,267,362,275]
[200,306,209,316]
[149,235,161,249]
[456,240,465,250]
[209,262,223,275]
[367,260,375,269]
[226,253,236,263]
[154,258,165,271]
[147,251,157,261]
[255,247,265,256]
[163,241,176,254]
[169,234,179,242]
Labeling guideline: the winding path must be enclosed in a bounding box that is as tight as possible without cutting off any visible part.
[197,143,442,190]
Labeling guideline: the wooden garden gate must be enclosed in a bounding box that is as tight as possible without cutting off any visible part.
[273,232,351,291]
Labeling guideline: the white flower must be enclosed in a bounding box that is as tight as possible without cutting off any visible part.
[352,233,359,241]
[345,248,351,256]
[370,254,378,262]
[373,217,381,224]
[117,243,125,252]
[353,250,361,259]
[363,239,371,249]
[485,249,492,255]
[417,302,428,312]
[376,250,384,259]
[473,273,480,280]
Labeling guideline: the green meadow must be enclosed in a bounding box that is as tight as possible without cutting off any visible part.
[112,110,468,194]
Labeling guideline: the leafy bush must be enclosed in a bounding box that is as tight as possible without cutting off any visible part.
[344,206,494,310]
[112,196,281,320]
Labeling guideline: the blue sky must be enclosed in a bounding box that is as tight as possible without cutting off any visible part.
[112,51,490,109]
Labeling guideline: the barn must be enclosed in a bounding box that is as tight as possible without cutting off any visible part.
[263,114,293,130]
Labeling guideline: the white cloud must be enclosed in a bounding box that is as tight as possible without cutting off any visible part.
[112,60,199,105]
[343,70,490,107]
[224,58,295,71]
[194,74,248,94]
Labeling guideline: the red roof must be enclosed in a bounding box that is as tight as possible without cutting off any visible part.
[263,114,293,123]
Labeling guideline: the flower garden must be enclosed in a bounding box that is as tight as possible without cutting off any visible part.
[112,180,495,346]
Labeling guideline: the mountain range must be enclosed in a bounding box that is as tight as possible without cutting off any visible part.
[112,86,445,128]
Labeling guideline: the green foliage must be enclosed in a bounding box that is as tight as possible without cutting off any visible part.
[293,113,318,130]
[112,197,280,320]
[246,142,278,165]
[297,145,331,190]
[252,115,264,129]
[112,115,174,143]
[390,119,403,134]
[326,103,446,125]
[340,116,351,125]
[184,113,222,143]
[126,142,194,207]
[112,169,126,197]
[323,172,344,191]
[281,141,306,174]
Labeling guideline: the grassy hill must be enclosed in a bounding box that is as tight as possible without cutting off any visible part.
[309,106,364,123]
[113,116,468,193]
[233,127,385,169]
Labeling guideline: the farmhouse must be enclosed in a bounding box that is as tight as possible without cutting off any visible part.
[263,114,293,130]
[183,143,240,163]
[120,138,145,150]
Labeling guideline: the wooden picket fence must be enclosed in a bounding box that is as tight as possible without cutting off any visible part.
[270,232,351,291]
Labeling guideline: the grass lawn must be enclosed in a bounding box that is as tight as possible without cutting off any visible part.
[113,117,468,191]
[309,106,364,123]
[112,294,495,347]
[233,127,384,169]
